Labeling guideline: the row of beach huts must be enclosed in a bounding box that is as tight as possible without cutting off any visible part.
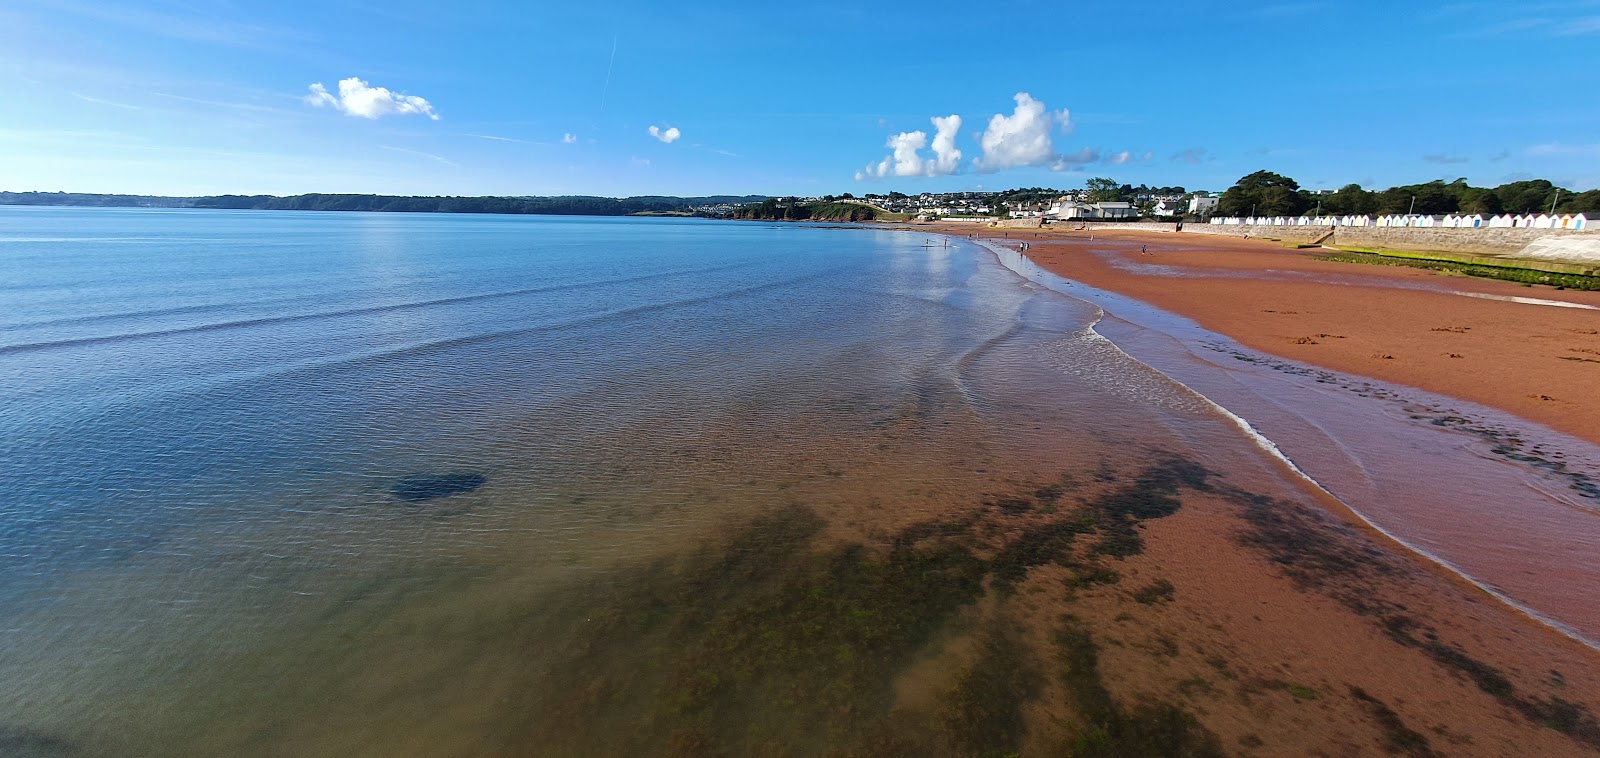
[1209,213,1595,230]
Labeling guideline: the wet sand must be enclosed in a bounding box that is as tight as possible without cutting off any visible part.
[946,224,1600,447]
[890,223,1600,755]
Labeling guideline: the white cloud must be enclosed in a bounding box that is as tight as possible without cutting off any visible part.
[856,114,962,180]
[1108,150,1133,165]
[861,130,928,179]
[305,78,438,120]
[928,115,962,176]
[562,132,578,144]
[648,125,681,143]
[973,93,1073,172]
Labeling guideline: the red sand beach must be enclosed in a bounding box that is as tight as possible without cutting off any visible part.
[954,224,1600,448]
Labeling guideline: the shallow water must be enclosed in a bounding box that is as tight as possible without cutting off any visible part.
[0,208,1571,755]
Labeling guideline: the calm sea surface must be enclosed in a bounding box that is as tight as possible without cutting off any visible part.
[0,207,1593,755]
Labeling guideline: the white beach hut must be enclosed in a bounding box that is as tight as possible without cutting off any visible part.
[1532,214,1554,229]
[1574,213,1593,230]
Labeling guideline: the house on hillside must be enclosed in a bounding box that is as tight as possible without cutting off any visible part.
[1150,199,1184,217]
[1094,202,1137,219]
[1189,196,1219,215]
[1046,199,1095,219]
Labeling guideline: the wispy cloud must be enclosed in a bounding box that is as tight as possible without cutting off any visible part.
[648,125,681,143]
[1108,150,1134,165]
[71,92,141,110]
[1558,15,1600,34]
[151,91,286,114]
[306,78,440,120]
[1529,142,1600,157]
[1423,153,1469,164]
[380,145,457,166]
[468,133,544,145]
[1170,147,1209,165]
[23,0,306,51]
[562,132,578,144]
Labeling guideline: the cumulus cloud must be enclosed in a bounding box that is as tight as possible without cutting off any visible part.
[1108,150,1133,165]
[563,132,578,144]
[856,114,962,180]
[859,130,927,179]
[648,125,681,143]
[305,77,438,120]
[927,115,962,176]
[973,93,1073,172]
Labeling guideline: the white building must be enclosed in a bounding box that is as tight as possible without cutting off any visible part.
[1189,196,1219,215]
[1094,202,1137,219]
[1151,199,1185,217]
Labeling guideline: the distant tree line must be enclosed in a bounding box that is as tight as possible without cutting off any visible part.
[0,192,771,217]
[1214,172,1600,218]
[0,191,190,208]
[191,193,770,216]
[728,198,878,222]
[1083,179,1187,203]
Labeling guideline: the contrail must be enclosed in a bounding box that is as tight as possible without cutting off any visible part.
[599,34,617,111]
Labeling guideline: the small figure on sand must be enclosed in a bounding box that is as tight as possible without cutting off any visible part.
[1142,244,1148,255]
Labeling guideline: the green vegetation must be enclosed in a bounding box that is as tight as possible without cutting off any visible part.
[196,193,767,215]
[0,191,190,208]
[510,459,1226,754]
[1055,616,1224,757]
[1315,251,1600,290]
[939,629,1042,757]
[1214,172,1600,218]
[1131,578,1175,605]
[1348,686,1437,757]
[728,198,900,222]
[1286,683,1319,701]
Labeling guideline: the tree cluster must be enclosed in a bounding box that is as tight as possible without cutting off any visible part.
[1214,172,1600,218]
[1084,179,1187,203]
[728,199,877,222]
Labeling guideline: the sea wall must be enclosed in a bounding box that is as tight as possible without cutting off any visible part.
[1070,221,1600,264]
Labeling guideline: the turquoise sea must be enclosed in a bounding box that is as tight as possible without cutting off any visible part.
[2,207,1597,755]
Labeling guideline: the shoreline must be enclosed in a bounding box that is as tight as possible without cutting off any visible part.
[926,225,1600,651]
[971,237,1600,654]
[934,223,1600,448]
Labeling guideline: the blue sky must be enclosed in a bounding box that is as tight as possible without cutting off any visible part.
[3,1,1598,197]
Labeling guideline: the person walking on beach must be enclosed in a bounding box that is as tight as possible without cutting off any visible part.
[1142,244,1147,255]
